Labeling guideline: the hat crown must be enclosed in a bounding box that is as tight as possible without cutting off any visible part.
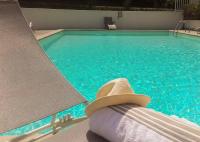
[86,78,151,116]
[96,78,134,99]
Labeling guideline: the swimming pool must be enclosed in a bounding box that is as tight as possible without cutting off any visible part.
[3,31,200,135]
[40,30,200,123]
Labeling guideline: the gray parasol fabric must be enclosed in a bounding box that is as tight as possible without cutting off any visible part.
[0,0,86,133]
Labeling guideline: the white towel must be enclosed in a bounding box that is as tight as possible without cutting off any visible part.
[108,24,117,30]
[89,107,171,142]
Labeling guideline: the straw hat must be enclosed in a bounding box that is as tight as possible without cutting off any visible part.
[85,78,150,116]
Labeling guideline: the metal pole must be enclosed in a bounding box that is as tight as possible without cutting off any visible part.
[175,0,177,11]
[51,114,57,134]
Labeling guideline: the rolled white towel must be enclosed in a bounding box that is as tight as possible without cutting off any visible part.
[89,105,200,142]
[108,24,117,30]
[90,107,171,142]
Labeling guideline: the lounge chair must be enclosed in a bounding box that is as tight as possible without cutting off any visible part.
[41,78,200,142]
[40,120,108,142]
[104,17,117,30]
[40,104,200,142]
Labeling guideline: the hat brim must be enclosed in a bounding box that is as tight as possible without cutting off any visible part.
[85,94,150,116]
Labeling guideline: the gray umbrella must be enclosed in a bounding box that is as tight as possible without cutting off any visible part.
[0,1,86,133]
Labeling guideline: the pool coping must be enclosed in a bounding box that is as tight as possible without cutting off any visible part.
[33,29,64,40]
[34,29,200,40]
[169,30,200,37]
[34,29,169,41]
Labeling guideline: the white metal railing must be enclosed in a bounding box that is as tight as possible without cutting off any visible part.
[174,21,181,35]
[175,0,191,10]
[174,20,193,36]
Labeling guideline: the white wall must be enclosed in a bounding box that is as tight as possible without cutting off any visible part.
[21,8,183,30]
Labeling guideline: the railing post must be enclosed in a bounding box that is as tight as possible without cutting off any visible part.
[175,0,191,10]
[175,0,177,11]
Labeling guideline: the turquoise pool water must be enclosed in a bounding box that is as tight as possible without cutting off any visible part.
[40,30,200,123]
[2,31,200,135]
